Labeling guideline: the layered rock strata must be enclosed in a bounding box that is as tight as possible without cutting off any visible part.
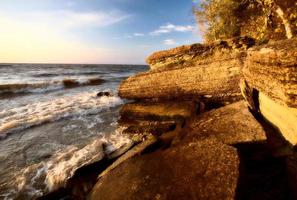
[242,38,297,145]
[119,37,255,105]
[119,101,195,143]
[43,38,297,200]
[146,37,255,71]
[90,101,293,200]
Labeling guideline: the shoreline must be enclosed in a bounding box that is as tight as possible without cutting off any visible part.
[38,37,297,200]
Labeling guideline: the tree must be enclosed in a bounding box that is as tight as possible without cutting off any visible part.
[194,0,297,42]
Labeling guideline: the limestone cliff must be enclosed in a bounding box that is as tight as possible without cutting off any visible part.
[43,38,297,200]
[119,37,255,105]
[241,38,297,146]
[88,38,297,200]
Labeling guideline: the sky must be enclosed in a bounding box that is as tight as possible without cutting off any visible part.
[0,0,202,64]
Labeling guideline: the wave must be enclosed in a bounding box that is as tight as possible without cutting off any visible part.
[32,72,106,78]
[0,77,105,95]
[1,128,132,199]
[0,92,123,138]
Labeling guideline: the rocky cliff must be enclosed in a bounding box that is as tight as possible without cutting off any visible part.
[119,37,255,106]
[87,38,297,200]
[40,38,297,200]
[241,38,297,146]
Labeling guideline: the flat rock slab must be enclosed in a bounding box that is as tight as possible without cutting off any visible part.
[120,101,194,121]
[119,59,243,103]
[181,101,267,145]
[89,138,239,200]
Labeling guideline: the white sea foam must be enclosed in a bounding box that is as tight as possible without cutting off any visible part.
[0,92,123,136]
[5,128,131,199]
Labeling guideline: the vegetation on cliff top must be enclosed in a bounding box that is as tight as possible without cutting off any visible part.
[194,0,297,42]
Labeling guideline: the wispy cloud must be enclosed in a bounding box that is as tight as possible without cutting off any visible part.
[0,9,130,29]
[0,8,131,63]
[150,23,194,36]
[133,33,145,37]
[27,9,130,28]
[164,39,177,45]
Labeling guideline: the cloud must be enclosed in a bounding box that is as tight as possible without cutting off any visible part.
[26,9,130,28]
[150,23,194,36]
[164,39,177,45]
[133,33,145,37]
[0,9,130,29]
[0,10,136,64]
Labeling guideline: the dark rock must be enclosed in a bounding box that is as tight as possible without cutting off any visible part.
[97,91,111,97]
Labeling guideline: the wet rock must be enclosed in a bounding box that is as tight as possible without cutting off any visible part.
[122,122,177,143]
[98,136,158,179]
[180,101,267,145]
[97,91,111,97]
[89,138,239,200]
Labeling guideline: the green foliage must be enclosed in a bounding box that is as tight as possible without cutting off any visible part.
[194,0,297,42]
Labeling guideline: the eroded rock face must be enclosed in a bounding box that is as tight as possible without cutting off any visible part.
[89,138,240,200]
[243,38,297,108]
[147,37,255,71]
[119,37,255,104]
[119,101,194,143]
[258,92,297,145]
[119,59,243,103]
[242,38,297,146]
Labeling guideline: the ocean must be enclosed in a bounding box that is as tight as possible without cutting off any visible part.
[0,63,148,199]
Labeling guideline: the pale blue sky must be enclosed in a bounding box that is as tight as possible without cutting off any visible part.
[0,0,202,64]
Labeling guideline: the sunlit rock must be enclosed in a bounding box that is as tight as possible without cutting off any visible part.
[119,37,255,104]
[242,38,297,145]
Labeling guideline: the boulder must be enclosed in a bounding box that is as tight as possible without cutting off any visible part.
[89,138,240,200]
[97,91,111,97]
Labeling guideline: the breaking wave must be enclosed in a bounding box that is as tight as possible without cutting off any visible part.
[0,77,105,95]
[0,128,132,200]
[32,71,106,78]
[0,92,123,138]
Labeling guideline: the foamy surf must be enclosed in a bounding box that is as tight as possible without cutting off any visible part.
[1,128,132,200]
[0,92,123,137]
[0,64,148,199]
